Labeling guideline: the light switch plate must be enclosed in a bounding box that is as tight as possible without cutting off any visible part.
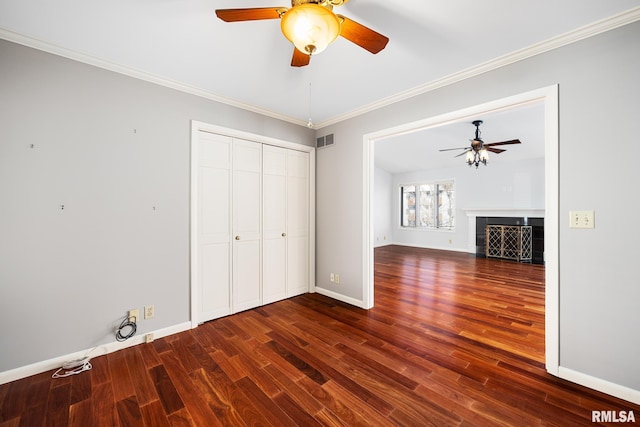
[569,211,595,229]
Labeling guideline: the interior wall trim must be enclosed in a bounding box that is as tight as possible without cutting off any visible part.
[314,287,366,310]
[362,84,559,374]
[315,6,640,128]
[0,322,191,386]
[558,367,640,406]
[0,29,308,128]
[1,6,638,129]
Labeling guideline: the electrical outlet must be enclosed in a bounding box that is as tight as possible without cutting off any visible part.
[145,305,154,319]
[330,273,335,282]
[335,274,340,284]
[145,333,154,343]
[129,309,140,322]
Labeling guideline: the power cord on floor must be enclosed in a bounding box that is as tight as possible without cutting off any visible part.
[52,313,137,379]
[52,357,92,378]
[52,345,100,379]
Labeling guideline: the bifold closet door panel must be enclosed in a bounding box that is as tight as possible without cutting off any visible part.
[262,145,287,304]
[287,149,310,297]
[232,139,262,312]
[197,132,232,322]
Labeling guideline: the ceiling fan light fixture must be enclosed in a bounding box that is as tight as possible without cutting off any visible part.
[281,4,341,55]
[465,151,475,164]
[479,148,489,162]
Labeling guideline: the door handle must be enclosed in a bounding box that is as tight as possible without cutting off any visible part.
[282,233,287,237]
[235,236,240,240]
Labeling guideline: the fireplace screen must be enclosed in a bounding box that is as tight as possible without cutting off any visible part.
[486,225,532,262]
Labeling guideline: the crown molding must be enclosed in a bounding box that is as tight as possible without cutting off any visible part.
[314,5,640,128]
[0,28,308,128]
[2,5,639,130]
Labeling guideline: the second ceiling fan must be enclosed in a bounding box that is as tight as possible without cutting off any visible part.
[439,120,522,168]
[215,0,389,67]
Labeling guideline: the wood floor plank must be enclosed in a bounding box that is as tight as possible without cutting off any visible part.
[158,351,220,427]
[24,375,52,410]
[139,400,171,427]
[124,346,158,406]
[188,368,239,427]
[115,396,144,427]
[2,245,639,426]
[91,382,119,427]
[87,355,111,386]
[43,381,70,427]
[68,399,92,427]
[166,408,197,427]
[69,369,91,405]
[273,392,323,427]
[235,376,299,427]
[268,330,395,416]
[149,365,185,416]
[262,363,324,416]
[107,350,135,401]
[295,376,372,427]
[0,377,30,422]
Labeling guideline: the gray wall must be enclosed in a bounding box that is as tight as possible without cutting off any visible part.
[0,38,314,372]
[373,167,393,248]
[316,21,640,392]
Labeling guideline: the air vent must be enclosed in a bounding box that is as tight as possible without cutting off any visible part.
[325,134,334,147]
[316,133,334,149]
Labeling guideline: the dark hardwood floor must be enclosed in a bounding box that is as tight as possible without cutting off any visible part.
[1,245,638,426]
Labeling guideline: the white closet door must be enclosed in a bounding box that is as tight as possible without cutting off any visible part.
[232,139,262,312]
[197,132,232,322]
[262,146,287,304]
[287,150,309,297]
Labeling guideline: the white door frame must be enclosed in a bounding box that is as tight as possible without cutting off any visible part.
[361,85,560,374]
[190,120,316,328]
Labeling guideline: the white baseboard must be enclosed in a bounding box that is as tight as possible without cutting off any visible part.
[314,287,367,309]
[373,241,393,248]
[0,322,191,385]
[558,366,640,405]
[390,241,471,253]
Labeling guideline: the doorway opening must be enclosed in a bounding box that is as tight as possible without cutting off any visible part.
[362,85,559,374]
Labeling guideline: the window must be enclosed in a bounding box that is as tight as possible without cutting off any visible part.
[401,181,455,229]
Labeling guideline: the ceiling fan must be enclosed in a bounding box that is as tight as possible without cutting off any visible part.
[215,0,389,67]
[439,120,521,168]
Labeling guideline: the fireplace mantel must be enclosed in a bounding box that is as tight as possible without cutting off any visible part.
[464,208,545,218]
[464,208,545,253]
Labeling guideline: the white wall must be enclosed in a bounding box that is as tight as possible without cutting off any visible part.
[373,167,393,247]
[386,157,545,251]
[0,38,314,375]
[316,21,640,396]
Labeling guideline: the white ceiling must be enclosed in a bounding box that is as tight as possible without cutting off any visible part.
[1,0,638,129]
[374,101,546,174]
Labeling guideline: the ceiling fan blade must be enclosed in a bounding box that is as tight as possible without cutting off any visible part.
[439,147,468,152]
[483,139,521,147]
[336,15,389,54]
[486,147,506,154]
[291,48,310,67]
[454,149,471,158]
[215,7,285,22]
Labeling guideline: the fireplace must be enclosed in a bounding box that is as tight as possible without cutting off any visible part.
[464,209,545,265]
